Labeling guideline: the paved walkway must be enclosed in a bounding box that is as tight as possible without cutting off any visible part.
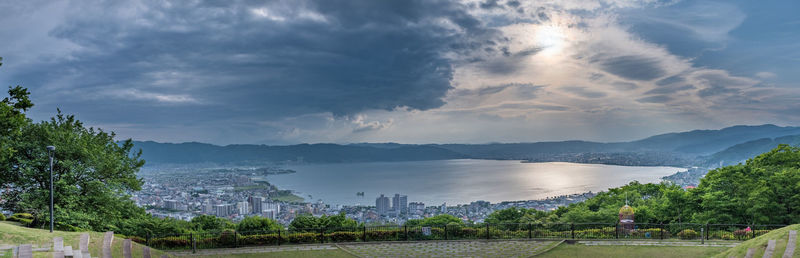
[783,230,797,258]
[337,240,557,258]
[579,240,739,247]
[168,244,340,256]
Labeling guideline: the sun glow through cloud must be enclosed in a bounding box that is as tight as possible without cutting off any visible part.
[535,25,567,56]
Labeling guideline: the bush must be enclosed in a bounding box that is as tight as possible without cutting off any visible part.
[12,213,34,219]
[150,236,190,249]
[7,213,33,223]
[677,229,698,239]
[239,234,280,246]
[286,233,318,243]
[327,232,360,242]
[0,213,5,221]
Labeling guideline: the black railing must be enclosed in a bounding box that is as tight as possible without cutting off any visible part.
[140,223,787,251]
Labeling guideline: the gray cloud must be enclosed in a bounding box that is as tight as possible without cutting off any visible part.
[637,95,673,103]
[561,86,607,98]
[698,85,739,98]
[8,0,501,125]
[655,75,685,86]
[644,84,695,95]
[612,82,639,91]
[594,55,667,81]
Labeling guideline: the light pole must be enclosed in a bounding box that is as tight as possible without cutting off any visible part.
[46,145,55,233]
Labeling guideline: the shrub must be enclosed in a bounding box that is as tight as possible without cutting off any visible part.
[327,232,360,242]
[12,213,34,219]
[677,229,698,239]
[0,213,5,221]
[286,233,318,244]
[366,229,402,241]
[239,234,280,246]
[129,236,146,244]
[150,236,190,249]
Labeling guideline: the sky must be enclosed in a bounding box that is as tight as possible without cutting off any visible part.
[1,0,799,145]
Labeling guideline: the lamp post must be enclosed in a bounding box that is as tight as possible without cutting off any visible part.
[46,145,55,233]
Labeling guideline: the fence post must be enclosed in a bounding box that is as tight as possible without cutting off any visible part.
[363,226,367,242]
[319,228,324,244]
[660,223,664,240]
[528,223,532,239]
[234,230,238,248]
[751,225,755,239]
[405,225,409,241]
[571,224,575,239]
[486,224,490,240]
[705,224,709,240]
[444,224,448,240]
[146,233,150,247]
[191,232,196,253]
[615,222,619,239]
[278,229,281,246]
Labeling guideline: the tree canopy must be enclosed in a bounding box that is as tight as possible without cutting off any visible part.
[501,144,800,225]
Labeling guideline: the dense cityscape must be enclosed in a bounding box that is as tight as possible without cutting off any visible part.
[133,166,597,226]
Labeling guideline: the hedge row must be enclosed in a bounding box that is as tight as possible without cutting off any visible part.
[147,227,772,249]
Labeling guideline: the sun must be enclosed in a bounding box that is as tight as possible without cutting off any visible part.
[535,25,566,56]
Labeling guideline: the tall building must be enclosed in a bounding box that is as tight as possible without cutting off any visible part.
[408,202,425,215]
[214,204,229,217]
[392,194,407,214]
[263,209,277,220]
[163,200,179,210]
[440,202,447,213]
[237,201,249,215]
[376,194,390,215]
[248,196,264,214]
[265,201,281,214]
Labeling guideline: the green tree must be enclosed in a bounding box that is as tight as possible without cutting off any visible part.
[0,86,33,172]
[1,110,145,231]
[191,215,235,232]
[693,145,800,224]
[289,214,319,230]
[237,216,282,232]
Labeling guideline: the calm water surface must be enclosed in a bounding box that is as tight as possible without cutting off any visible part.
[267,159,683,206]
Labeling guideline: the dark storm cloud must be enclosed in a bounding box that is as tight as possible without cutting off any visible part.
[593,55,667,81]
[11,0,501,124]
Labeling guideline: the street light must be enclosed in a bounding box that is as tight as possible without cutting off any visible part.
[46,145,55,233]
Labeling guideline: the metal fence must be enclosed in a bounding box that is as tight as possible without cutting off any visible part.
[139,223,786,251]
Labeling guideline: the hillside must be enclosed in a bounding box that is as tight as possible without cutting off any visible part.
[705,135,800,166]
[0,221,170,257]
[715,224,800,258]
[134,141,466,164]
[132,124,800,165]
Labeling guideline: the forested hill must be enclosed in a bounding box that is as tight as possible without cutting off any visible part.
[132,141,467,164]
[133,124,800,165]
[705,134,800,166]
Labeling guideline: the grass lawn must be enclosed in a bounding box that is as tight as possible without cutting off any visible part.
[714,224,800,258]
[539,244,728,258]
[0,221,171,258]
[191,249,355,258]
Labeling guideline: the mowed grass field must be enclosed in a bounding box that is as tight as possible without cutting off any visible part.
[191,250,355,258]
[540,244,729,258]
[0,221,171,258]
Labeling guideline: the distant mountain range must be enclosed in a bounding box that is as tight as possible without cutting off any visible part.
[133,124,800,167]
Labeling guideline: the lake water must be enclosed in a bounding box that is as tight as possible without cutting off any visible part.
[266,159,683,206]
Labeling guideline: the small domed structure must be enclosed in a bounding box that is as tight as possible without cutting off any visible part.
[619,204,635,230]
